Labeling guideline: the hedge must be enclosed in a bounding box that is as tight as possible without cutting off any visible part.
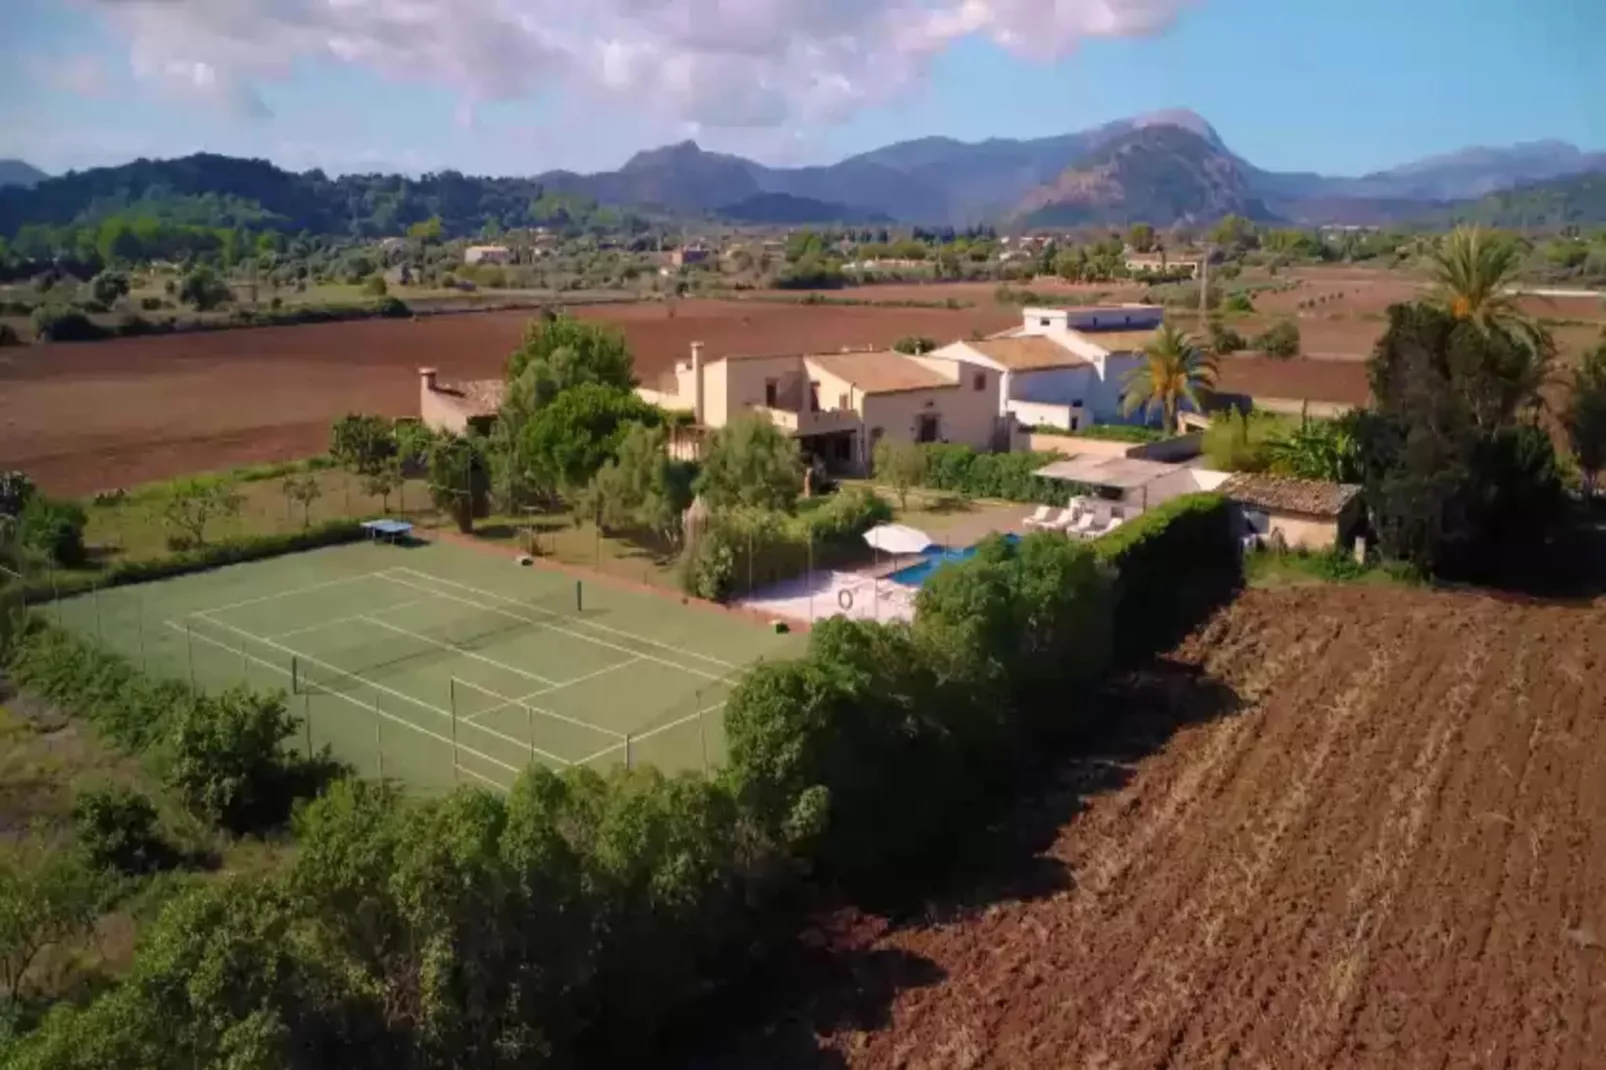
[915,444,1070,503]
[1093,492,1240,664]
[24,520,365,603]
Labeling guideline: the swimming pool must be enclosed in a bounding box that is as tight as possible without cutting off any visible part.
[886,534,1021,587]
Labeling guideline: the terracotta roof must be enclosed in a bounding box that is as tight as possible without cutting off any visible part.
[805,351,955,394]
[967,336,1089,371]
[1218,473,1362,518]
[433,378,505,417]
[1074,328,1161,354]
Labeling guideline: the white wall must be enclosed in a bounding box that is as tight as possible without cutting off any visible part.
[1008,400,1082,432]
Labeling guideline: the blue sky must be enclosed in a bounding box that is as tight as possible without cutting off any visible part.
[2,0,1601,177]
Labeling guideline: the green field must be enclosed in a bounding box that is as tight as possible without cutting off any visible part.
[49,540,803,793]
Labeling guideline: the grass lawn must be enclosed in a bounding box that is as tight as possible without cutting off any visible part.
[1245,547,1419,589]
[470,509,685,592]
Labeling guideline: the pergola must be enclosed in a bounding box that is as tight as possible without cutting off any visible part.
[1032,456,1183,512]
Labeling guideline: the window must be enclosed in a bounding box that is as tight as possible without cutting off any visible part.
[838,392,850,411]
[808,381,820,412]
[972,372,986,392]
[916,413,940,443]
[1039,317,1051,327]
[764,379,777,407]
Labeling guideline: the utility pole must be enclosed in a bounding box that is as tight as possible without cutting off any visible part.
[1199,241,1210,321]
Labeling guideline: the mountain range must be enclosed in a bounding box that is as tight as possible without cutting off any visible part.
[4,110,1605,233]
[0,159,47,190]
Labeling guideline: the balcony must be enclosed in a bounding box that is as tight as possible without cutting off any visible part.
[749,405,861,437]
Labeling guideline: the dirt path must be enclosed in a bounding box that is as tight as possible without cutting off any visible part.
[717,586,1606,1069]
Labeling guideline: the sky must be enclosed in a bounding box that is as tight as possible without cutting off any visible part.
[1,0,1602,179]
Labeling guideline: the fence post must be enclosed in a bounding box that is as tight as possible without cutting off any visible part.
[698,707,708,772]
[136,588,147,672]
[94,583,102,644]
[375,692,384,782]
[625,732,633,771]
[304,691,313,756]
[186,621,196,689]
[291,655,299,696]
[450,678,460,784]
[526,704,534,765]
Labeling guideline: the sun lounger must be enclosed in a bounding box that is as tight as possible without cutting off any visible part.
[1023,505,1054,528]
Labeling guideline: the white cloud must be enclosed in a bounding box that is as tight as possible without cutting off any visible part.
[33,53,113,96]
[88,0,1197,131]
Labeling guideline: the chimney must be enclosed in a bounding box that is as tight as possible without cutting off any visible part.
[690,342,705,425]
[419,367,439,393]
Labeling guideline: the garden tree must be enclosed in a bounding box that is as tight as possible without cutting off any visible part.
[160,479,242,548]
[71,786,171,875]
[0,470,37,519]
[504,313,636,409]
[1253,318,1301,358]
[1564,339,1606,498]
[87,269,130,307]
[392,420,436,475]
[407,215,444,243]
[891,335,937,355]
[1121,323,1217,433]
[515,384,660,497]
[0,837,106,1010]
[1428,225,1550,357]
[362,273,387,296]
[872,437,928,509]
[1266,413,1363,483]
[577,422,694,540]
[428,431,485,533]
[1209,214,1259,253]
[1355,301,1563,576]
[329,414,397,475]
[281,473,323,527]
[177,263,233,310]
[165,687,304,832]
[1127,223,1157,253]
[694,411,804,512]
[361,456,404,514]
[1205,316,1246,355]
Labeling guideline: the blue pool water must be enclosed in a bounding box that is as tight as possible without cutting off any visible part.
[887,534,1021,587]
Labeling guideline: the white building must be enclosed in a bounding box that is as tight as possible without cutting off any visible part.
[926,306,1167,432]
[463,244,512,265]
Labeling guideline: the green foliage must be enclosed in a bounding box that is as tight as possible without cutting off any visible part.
[0,838,107,1012]
[1222,292,1254,314]
[694,412,804,512]
[915,444,1070,503]
[0,323,19,347]
[361,274,387,296]
[577,422,694,540]
[1246,546,1421,588]
[87,270,130,307]
[1092,493,1239,664]
[329,414,396,476]
[30,307,107,342]
[772,257,845,289]
[1565,339,1606,497]
[871,438,927,509]
[1054,424,1164,443]
[427,432,485,533]
[1264,414,1363,482]
[1206,316,1246,355]
[1203,409,1281,472]
[407,215,444,242]
[373,295,410,318]
[279,474,323,529]
[680,488,890,601]
[891,334,937,355]
[504,313,635,407]
[164,687,302,833]
[177,264,232,311]
[17,497,87,567]
[518,384,660,497]
[1252,318,1301,358]
[1121,323,1216,433]
[0,471,37,519]
[160,478,242,549]
[71,786,171,875]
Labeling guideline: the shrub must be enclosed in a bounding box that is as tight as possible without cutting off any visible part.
[163,687,301,832]
[0,323,20,347]
[1093,493,1239,664]
[139,296,164,311]
[18,496,88,567]
[362,274,388,296]
[374,295,410,318]
[915,444,1067,503]
[1253,318,1301,358]
[31,307,108,342]
[72,786,171,874]
[0,470,36,518]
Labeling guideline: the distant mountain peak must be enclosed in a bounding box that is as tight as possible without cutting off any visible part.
[1131,108,1222,146]
[0,159,47,190]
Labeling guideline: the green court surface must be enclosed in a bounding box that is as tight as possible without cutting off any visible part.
[48,541,804,794]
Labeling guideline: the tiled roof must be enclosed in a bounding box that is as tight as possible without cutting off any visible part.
[1218,473,1362,518]
[805,351,955,394]
[433,379,505,416]
[967,336,1089,371]
[1074,328,1161,354]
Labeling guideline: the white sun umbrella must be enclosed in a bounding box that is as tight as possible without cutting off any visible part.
[863,523,935,556]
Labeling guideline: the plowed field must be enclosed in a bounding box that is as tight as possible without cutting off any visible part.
[732,586,1606,1069]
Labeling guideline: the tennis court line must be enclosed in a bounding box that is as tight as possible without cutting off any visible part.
[456,655,640,726]
[572,700,727,768]
[360,615,560,687]
[164,619,517,792]
[267,597,436,640]
[379,571,726,682]
[450,675,625,741]
[184,611,574,767]
[190,571,385,617]
[386,566,740,671]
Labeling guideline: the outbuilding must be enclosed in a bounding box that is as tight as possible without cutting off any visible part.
[1217,473,1364,551]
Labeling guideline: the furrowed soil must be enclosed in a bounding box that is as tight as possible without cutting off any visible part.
[709,585,1606,1070]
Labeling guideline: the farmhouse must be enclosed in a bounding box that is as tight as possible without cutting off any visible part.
[1125,254,1197,278]
[463,244,511,265]
[637,342,1003,473]
[418,367,504,435]
[929,306,1170,432]
[1218,472,1364,551]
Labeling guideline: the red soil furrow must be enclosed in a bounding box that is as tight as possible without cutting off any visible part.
[1169,601,1480,1069]
[761,587,1606,1070]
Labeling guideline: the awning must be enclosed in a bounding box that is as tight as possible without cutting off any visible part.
[1033,456,1181,490]
[863,523,935,555]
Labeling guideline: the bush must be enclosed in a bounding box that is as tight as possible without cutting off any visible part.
[31,306,108,342]
[0,470,36,518]
[0,323,20,347]
[374,295,411,318]
[681,488,890,601]
[1253,318,1301,358]
[163,687,302,832]
[362,274,388,296]
[139,296,164,311]
[72,786,171,874]
[1093,493,1239,664]
[18,496,88,567]
[915,444,1067,503]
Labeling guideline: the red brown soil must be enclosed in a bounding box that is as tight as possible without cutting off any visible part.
[1215,354,1371,406]
[0,299,1017,495]
[728,586,1606,1069]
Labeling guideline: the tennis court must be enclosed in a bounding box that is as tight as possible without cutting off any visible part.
[48,540,803,793]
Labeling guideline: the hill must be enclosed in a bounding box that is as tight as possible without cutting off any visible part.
[0,159,46,189]
[1433,172,1606,227]
[716,192,893,225]
[1012,126,1275,226]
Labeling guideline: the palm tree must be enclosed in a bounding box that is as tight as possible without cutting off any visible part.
[1120,324,1218,434]
[1428,226,1548,344]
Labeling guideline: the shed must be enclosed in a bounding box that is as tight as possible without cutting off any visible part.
[1217,473,1364,551]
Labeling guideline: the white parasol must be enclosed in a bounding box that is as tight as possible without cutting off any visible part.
[862,523,935,556]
